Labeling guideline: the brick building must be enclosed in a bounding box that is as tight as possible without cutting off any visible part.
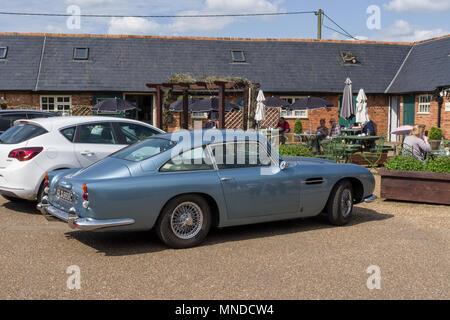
[0,32,448,138]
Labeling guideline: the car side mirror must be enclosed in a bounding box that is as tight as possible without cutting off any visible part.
[280,161,289,170]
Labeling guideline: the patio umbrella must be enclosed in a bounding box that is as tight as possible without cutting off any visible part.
[340,78,354,124]
[390,125,413,135]
[287,96,334,132]
[189,98,239,112]
[355,88,370,124]
[255,90,266,124]
[92,97,141,112]
[263,96,290,108]
[168,98,198,112]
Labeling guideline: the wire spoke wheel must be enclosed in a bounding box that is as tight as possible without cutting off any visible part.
[170,201,203,240]
[340,188,352,218]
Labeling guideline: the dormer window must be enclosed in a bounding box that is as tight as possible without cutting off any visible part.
[0,47,7,59]
[74,47,89,60]
[231,50,246,63]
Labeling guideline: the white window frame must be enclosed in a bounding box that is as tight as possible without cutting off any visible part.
[279,96,308,119]
[418,94,431,114]
[191,111,208,119]
[40,95,72,116]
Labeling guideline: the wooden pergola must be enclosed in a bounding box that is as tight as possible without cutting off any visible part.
[146,81,259,130]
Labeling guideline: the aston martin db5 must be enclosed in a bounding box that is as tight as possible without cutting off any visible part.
[38,130,376,248]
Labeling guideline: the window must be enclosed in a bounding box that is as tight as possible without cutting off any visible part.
[117,122,158,144]
[0,113,27,132]
[210,141,271,169]
[60,127,76,142]
[73,47,89,60]
[40,96,71,116]
[0,124,48,144]
[160,146,213,172]
[231,50,246,63]
[0,47,7,59]
[418,94,432,114]
[113,138,176,162]
[279,96,308,119]
[75,122,116,144]
[191,112,208,119]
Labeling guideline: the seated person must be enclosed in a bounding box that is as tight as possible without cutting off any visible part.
[316,119,329,140]
[361,120,376,149]
[329,118,341,137]
[404,124,431,162]
[275,117,291,145]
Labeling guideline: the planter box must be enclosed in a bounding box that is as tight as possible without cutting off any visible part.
[350,152,389,167]
[379,168,450,205]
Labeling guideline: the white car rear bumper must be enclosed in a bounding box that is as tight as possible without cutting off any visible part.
[0,161,44,200]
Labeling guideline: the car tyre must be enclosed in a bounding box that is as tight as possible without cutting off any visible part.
[327,180,353,226]
[156,194,211,249]
[36,182,46,204]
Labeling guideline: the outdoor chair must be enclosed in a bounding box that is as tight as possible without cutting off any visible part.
[361,136,386,169]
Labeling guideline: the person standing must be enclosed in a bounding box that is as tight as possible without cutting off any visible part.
[403,124,431,162]
[275,117,291,145]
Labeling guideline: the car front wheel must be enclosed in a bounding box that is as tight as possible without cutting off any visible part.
[327,180,353,226]
[156,195,211,249]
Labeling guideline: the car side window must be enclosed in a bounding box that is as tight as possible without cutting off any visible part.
[160,146,214,172]
[210,141,272,169]
[118,122,158,144]
[60,126,76,142]
[0,113,26,132]
[75,122,116,144]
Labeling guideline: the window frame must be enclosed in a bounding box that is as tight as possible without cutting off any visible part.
[279,96,308,119]
[159,145,215,173]
[59,126,77,142]
[418,94,432,114]
[112,121,159,145]
[73,121,118,145]
[73,47,89,60]
[0,47,7,59]
[40,95,72,115]
[231,50,246,63]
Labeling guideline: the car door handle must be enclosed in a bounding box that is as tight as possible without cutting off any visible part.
[80,151,94,156]
[220,177,232,182]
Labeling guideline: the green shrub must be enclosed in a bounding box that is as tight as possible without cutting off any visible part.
[384,156,424,171]
[279,144,312,157]
[428,126,442,140]
[384,155,450,173]
[293,119,303,134]
[423,156,450,173]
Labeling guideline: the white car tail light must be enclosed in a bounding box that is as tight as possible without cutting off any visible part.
[8,147,43,161]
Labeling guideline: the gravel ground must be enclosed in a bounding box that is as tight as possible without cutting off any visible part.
[0,174,448,300]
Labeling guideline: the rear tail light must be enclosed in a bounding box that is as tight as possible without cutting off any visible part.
[8,147,43,161]
[82,184,89,208]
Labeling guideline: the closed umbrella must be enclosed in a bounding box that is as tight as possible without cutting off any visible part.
[340,78,354,125]
[355,88,370,124]
[92,97,141,112]
[255,90,266,124]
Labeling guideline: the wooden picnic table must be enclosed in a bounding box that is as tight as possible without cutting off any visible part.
[341,128,362,136]
[299,133,321,152]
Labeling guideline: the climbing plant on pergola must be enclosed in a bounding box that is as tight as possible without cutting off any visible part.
[146,76,260,130]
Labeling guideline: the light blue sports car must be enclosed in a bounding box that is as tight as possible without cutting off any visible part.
[38,130,376,248]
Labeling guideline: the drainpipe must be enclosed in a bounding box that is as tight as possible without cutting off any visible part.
[434,87,444,128]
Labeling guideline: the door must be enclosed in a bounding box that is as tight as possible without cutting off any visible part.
[389,96,400,142]
[339,95,357,127]
[403,95,415,125]
[209,141,300,219]
[73,122,125,167]
[124,94,154,124]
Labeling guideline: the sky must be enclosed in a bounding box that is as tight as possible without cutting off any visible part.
[0,0,449,42]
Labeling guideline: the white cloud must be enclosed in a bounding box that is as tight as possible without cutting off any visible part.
[108,17,160,35]
[373,19,449,41]
[384,0,450,12]
[107,0,283,35]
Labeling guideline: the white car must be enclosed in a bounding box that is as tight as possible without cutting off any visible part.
[0,116,164,202]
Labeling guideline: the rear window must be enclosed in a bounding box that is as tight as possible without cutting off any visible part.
[111,137,176,162]
[0,124,48,144]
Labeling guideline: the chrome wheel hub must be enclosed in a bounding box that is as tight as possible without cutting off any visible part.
[341,189,352,218]
[170,202,203,240]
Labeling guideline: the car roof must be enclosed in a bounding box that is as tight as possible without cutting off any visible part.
[13,116,164,132]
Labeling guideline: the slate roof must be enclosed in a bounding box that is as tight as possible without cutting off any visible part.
[0,33,448,94]
[386,36,450,93]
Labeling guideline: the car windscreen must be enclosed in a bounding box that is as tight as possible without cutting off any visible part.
[111,137,176,162]
[0,123,48,144]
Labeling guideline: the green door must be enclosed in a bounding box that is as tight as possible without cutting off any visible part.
[403,95,415,125]
[339,95,357,128]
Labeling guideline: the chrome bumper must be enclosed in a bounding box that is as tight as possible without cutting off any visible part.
[363,194,377,203]
[37,196,135,230]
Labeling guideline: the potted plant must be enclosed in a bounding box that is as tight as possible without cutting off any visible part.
[293,118,303,134]
[0,97,8,110]
[428,126,442,150]
[379,155,450,205]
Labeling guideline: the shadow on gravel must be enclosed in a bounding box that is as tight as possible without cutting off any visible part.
[2,199,39,215]
[65,207,392,256]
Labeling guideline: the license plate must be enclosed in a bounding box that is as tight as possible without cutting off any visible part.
[56,188,73,203]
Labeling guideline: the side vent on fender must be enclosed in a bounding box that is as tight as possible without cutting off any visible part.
[304,178,324,185]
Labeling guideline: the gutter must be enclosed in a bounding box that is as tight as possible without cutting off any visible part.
[384,45,414,94]
[34,35,46,91]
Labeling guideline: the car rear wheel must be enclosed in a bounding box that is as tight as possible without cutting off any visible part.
[156,195,211,249]
[327,180,353,226]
